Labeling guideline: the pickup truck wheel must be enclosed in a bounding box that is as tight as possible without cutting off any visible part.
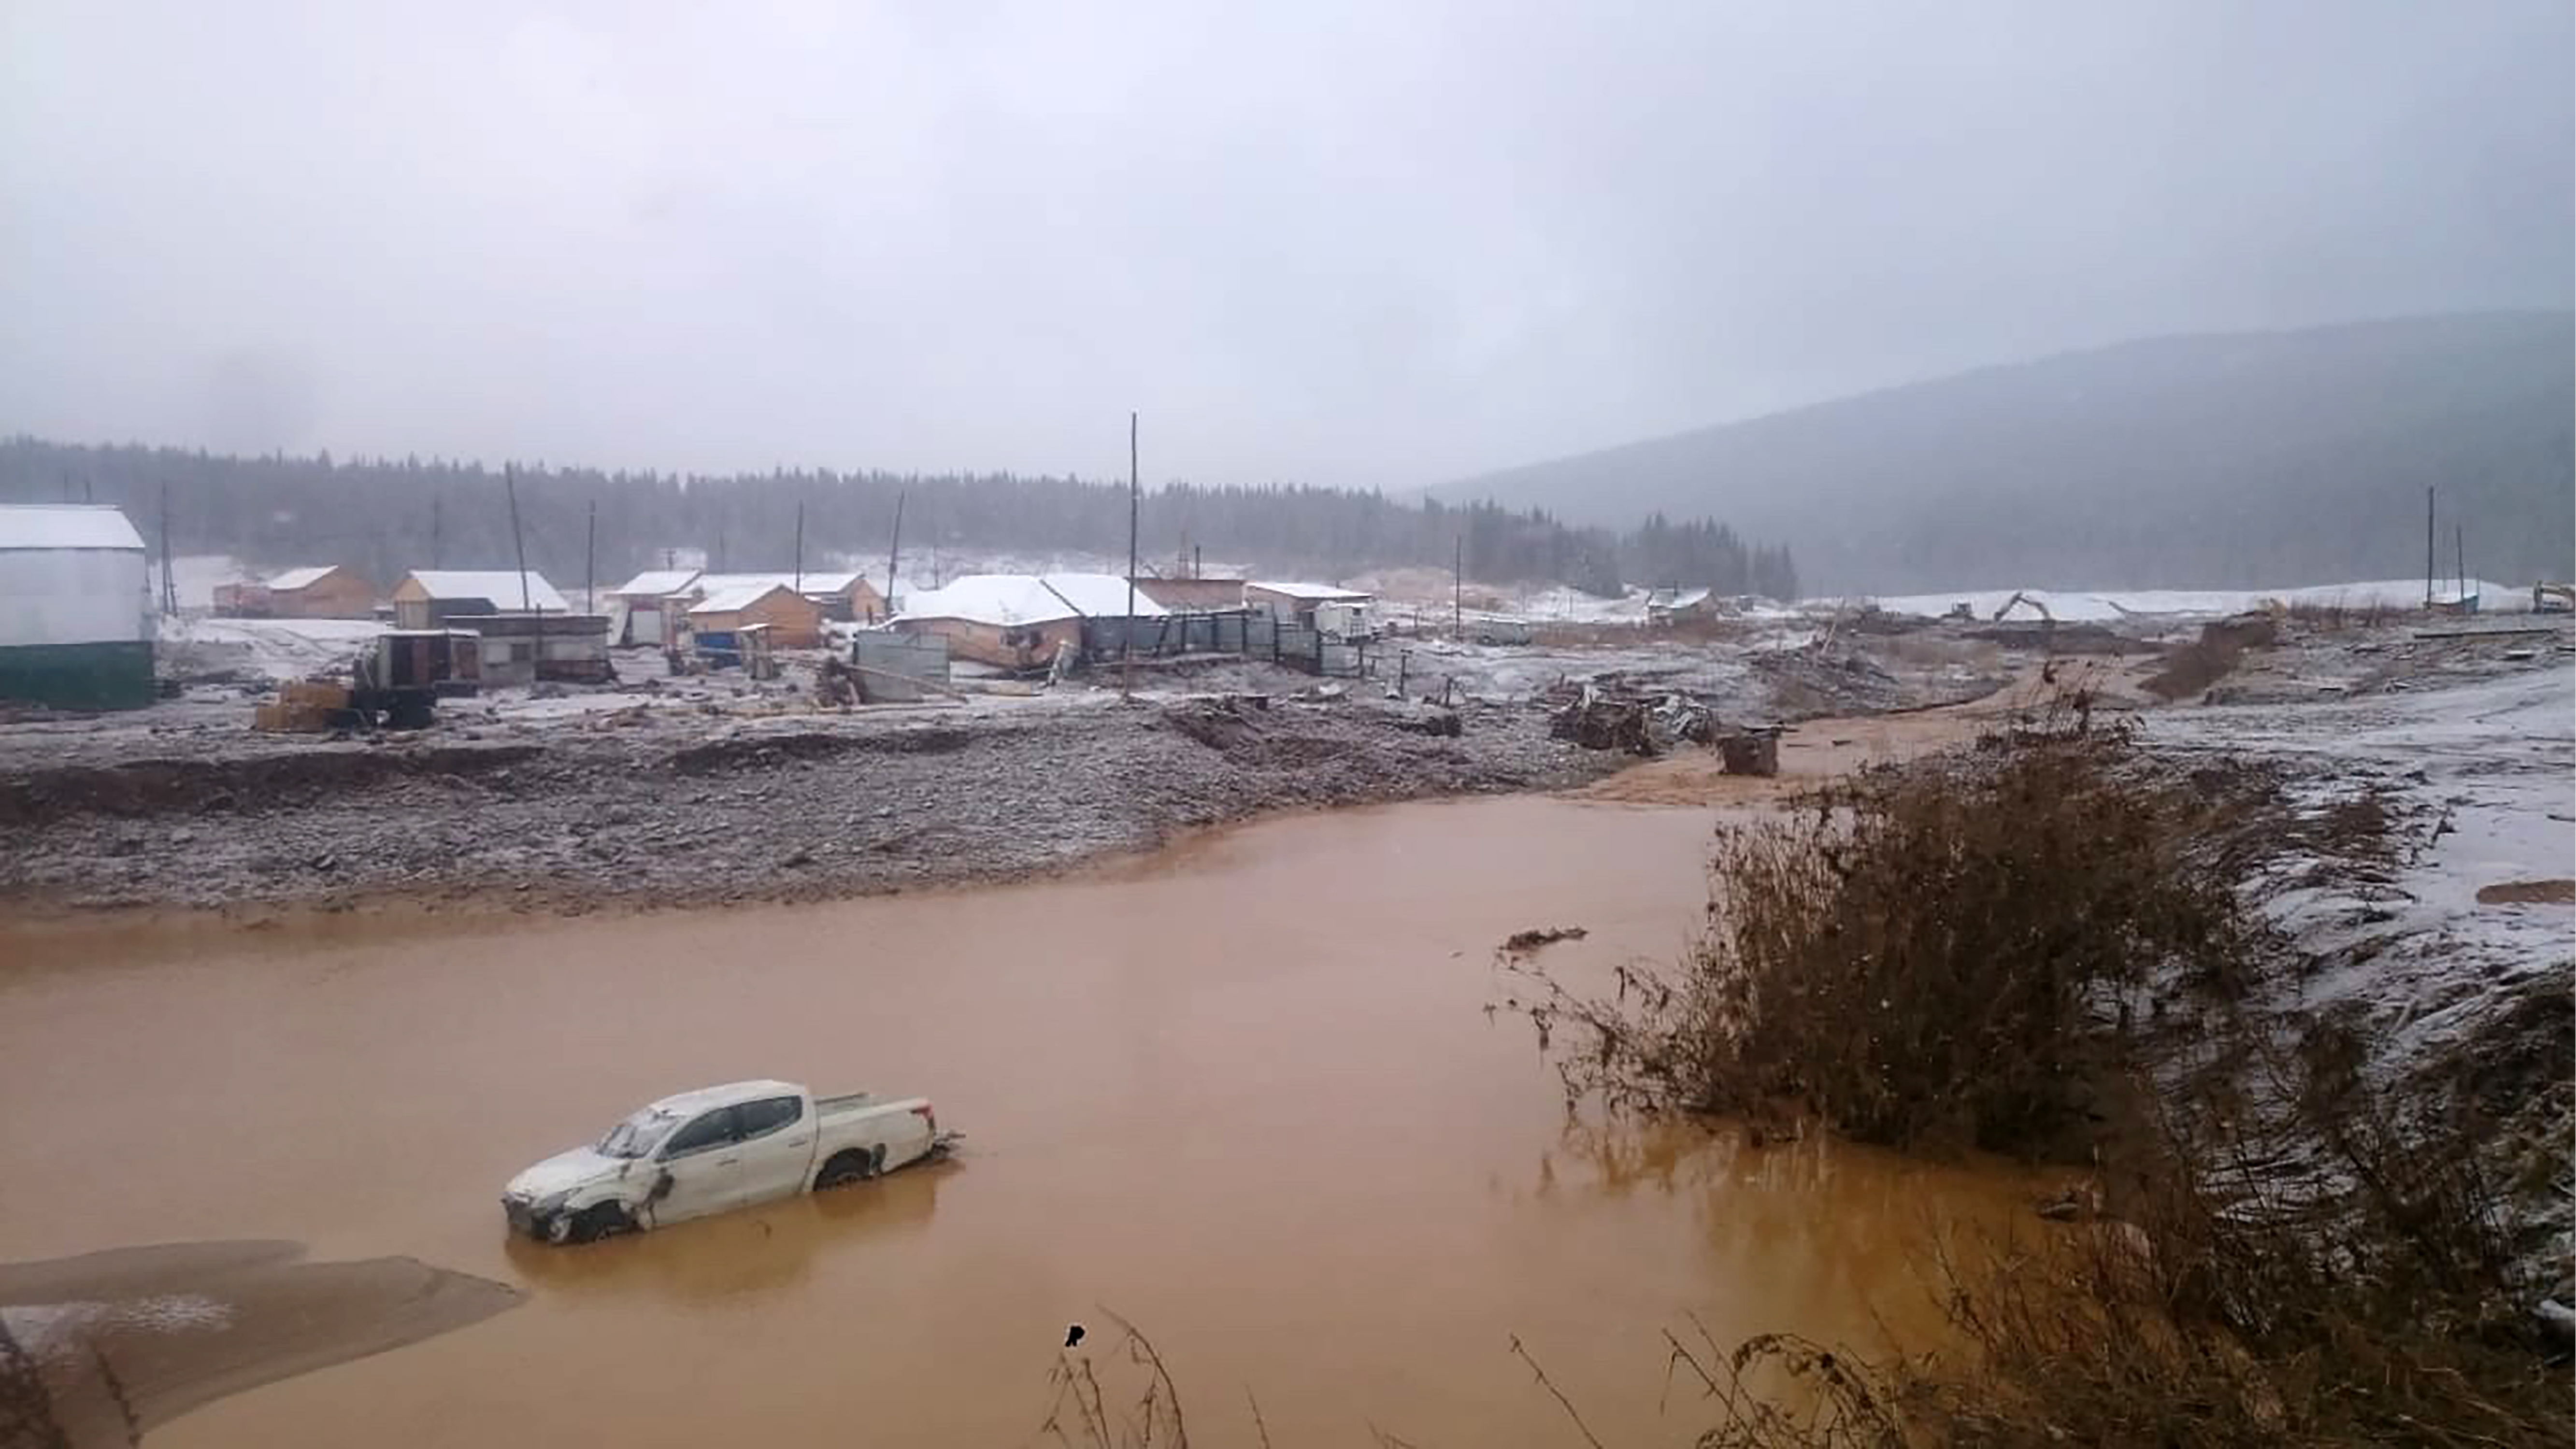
[570,1203,634,1243]
[816,1150,874,1190]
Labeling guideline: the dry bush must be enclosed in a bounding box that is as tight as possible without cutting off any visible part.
[1511,721,2250,1154]
[1505,714,2567,1448]
[2282,598,2403,630]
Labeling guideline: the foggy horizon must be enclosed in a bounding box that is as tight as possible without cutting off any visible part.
[6,1,2570,492]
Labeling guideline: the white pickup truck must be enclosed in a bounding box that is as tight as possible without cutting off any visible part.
[501,1079,953,1243]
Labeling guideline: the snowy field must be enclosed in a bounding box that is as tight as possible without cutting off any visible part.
[2149,658,2574,1073]
[1846,577,2541,622]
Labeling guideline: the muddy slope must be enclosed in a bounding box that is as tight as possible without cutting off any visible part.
[0,698,1614,912]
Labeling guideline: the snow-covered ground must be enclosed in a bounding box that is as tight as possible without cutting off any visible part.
[1846,578,2540,622]
[2151,660,2574,1066]
[158,615,382,680]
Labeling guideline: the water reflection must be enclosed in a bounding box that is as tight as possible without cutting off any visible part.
[501,1160,955,1309]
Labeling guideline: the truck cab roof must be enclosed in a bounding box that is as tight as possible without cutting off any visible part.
[644,1079,803,1117]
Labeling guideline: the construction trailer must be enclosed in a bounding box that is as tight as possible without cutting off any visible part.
[1244,581,1374,627]
[0,504,154,711]
[467,612,613,687]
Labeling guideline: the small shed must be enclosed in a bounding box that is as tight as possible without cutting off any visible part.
[1133,576,1247,612]
[892,573,1165,670]
[1646,587,1717,625]
[0,505,154,710]
[1245,581,1373,624]
[469,612,614,686]
[264,565,379,620]
[605,568,702,646]
[687,582,825,652]
[693,571,888,625]
[391,570,570,630]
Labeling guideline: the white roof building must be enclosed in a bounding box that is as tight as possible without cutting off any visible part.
[609,568,702,598]
[893,573,1167,627]
[1246,580,1374,602]
[0,504,147,555]
[401,569,571,612]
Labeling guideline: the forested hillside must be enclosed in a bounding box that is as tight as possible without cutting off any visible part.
[1441,312,2575,595]
[0,441,1796,600]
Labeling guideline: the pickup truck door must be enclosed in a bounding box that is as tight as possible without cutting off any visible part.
[730,1094,818,1206]
[648,1106,745,1226]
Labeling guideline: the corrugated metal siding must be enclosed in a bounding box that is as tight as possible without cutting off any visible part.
[0,639,155,710]
[0,547,152,647]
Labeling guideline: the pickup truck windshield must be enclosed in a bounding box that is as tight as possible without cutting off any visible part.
[598,1108,681,1159]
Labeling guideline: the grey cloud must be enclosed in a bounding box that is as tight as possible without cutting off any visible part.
[2,0,2566,488]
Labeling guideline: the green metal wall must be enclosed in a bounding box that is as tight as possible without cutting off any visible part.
[0,639,155,711]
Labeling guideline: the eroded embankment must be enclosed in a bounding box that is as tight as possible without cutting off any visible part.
[0,698,1614,912]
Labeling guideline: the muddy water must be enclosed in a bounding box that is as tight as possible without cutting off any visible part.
[1,793,2038,1447]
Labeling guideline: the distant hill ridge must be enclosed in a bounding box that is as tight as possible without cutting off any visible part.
[1438,311,2576,595]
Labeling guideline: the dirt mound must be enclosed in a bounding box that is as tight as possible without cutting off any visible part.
[2476,879,2576,905]
[2143,612,2280,699]
[669,726,973,774]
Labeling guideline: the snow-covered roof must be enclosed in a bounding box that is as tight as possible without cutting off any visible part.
[1247,580,1372,601]
[894,572,1168,627]
[265,565,342,591]
[610,568,701,597]
[695,570,867,597]
[404,569,570,612]
[0,505,146,552]
[1650,587,1714,611]
[688,581,801,615]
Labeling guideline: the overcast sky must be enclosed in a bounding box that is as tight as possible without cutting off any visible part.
[4,1,2568,490]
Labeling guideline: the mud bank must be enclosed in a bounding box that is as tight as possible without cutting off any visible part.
[0,1242,517,1449]
[0,697,1618,913]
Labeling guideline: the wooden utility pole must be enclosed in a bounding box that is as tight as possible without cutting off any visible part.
[585,498,597,614]
[885,492,905,617]
[430,493,444,568]
[1123,411,1140,701]
[2456,524,2466,602]
[793,499,805,593]
[716,520,728,574]
[505,465,533,611]
[1453,535,1463,636]
[157,480,178,615]
[2425,485,2436,605]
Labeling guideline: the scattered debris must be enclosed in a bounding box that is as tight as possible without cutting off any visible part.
[1501,925,1589,954]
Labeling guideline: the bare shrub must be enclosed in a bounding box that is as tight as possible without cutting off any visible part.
[1511,722,2250,1154]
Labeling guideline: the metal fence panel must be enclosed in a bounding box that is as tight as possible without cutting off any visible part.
[853,632,951,702]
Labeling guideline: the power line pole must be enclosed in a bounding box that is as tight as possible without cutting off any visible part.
[1123,411,1139,702]
[505,465,533,611]
[585,498,597,615]
[792,499,805,593]
[1453,534,1463,636]
[884,492,905,620]
[2456,523,2467,603]
[430,493,444,569]
[158,480,178,615]
[2424,485,2435,606]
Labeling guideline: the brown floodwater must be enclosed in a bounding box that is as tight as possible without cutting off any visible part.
[1,790,2042,1448]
